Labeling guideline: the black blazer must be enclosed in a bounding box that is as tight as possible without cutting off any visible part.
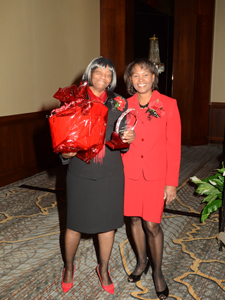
[61,91,128,180]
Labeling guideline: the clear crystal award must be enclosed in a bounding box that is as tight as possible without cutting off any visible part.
[106,108,138,149]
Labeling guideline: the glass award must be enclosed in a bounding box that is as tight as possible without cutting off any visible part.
[106,108,138,149]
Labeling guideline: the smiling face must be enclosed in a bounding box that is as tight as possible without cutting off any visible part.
[90,65,112,96]
[130,64,155,96]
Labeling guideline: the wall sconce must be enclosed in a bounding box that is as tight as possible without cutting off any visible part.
[148,34,165,74]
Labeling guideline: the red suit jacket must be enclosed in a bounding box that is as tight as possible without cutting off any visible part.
[122,90,181,187]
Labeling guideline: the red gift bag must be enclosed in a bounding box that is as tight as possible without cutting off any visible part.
[49,82,108,163]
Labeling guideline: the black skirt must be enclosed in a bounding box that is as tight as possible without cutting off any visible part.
[66,170,124,234]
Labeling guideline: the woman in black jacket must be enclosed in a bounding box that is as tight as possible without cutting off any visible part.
[60,57,135,295]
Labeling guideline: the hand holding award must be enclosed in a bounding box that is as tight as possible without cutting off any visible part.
[106,108,138,149]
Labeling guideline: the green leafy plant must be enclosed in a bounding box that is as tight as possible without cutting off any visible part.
[190,162,225,222]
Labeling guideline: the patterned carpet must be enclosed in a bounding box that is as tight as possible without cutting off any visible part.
[0,145,224,300]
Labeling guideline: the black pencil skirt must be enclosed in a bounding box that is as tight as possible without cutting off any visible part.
[66,170,124,234]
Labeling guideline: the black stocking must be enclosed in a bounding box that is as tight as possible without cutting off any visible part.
[143,221,166,293]
[130,217,148,275]
[63,228,81,283]
[97,230,115,285]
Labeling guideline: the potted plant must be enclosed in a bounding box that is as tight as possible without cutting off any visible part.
[190,163,225,222]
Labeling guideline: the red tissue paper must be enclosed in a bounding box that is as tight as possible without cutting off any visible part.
[49,81,108,164]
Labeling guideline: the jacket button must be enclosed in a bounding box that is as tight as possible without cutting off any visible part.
[141,155,143,158]
[141,138,144,141]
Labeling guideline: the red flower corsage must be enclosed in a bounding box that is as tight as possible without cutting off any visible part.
[114,96,126,111]
[146,99,165,120]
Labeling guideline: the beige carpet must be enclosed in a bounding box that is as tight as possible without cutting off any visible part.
[0,145,224,299]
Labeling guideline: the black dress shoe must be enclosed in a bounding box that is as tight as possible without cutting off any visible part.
[128,258,150,283]
[156,284,169,299]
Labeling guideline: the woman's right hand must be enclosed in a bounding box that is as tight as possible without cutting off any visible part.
[61,152,77,159]
[122,130,136,144]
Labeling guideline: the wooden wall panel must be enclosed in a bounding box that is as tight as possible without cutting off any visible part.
[208,102,225,144]
[0,111,59,187]
[192,1,215,145]
[173,0,215,145]
[173,0,197,145]
[100,0,134,96]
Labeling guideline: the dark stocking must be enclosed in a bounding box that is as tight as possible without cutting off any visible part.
[63,228,81,283]
[130,217,148,275]
[143,221,166,294]
[97,230,115,285]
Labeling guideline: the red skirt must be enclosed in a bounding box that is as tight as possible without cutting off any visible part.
[124,176,166,223]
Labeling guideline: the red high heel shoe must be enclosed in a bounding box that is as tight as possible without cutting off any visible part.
[61,263,75,293]
[96,264,115,295]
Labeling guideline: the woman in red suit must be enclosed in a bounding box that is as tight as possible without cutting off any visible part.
[122,58,181,300]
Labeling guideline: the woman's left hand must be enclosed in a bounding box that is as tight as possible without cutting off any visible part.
[164,185,177,205]
[122,130,136,144]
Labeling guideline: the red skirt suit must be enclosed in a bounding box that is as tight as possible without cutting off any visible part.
[122,90,181,223]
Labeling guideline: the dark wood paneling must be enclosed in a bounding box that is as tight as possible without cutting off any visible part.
[173,0,215,145]
[172,0,197,143]
[208,102,225,144]
[192,0,215,145]
[0,111,59,187]
[125,0,134,66]
[100,0,134,96]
